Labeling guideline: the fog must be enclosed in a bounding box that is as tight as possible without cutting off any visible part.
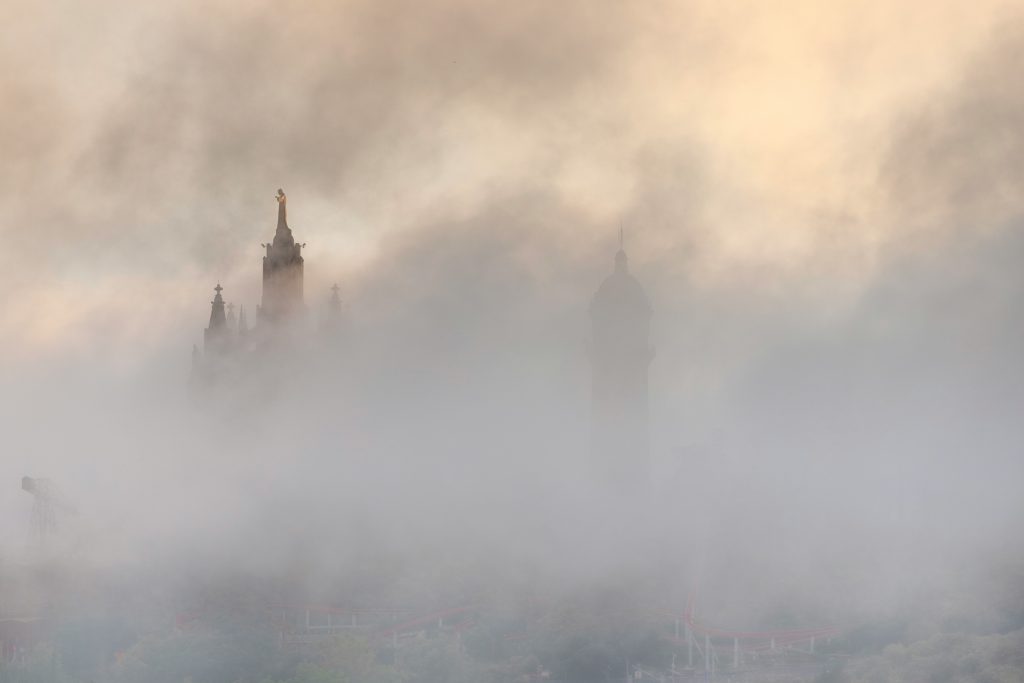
[2,1,1024,681]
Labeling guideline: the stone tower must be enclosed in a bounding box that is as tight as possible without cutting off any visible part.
[260,189,304,323]
[589,235,654,489]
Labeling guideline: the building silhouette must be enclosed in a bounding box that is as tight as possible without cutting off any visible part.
[190,190,336,388]
[589,235,654,489]
[189,191,653,485]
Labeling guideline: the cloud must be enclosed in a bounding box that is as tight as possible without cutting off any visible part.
[1,0,1024,633]
[883,19,1024,240]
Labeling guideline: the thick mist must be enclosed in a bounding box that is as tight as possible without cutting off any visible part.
[2,1,1024,681]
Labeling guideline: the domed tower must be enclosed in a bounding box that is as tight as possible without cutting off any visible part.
[589,234,654,489]
[260,189,305,323]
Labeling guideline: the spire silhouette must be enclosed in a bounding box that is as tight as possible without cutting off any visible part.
[204,283,229,353]
[208,284,226,329]
[615,228,628,274]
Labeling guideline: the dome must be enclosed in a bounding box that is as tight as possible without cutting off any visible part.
[590,249,651,316]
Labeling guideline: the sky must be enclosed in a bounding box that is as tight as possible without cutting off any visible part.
[2,0,1024,622]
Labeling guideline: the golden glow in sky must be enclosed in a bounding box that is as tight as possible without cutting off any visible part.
[2,0,1022,356]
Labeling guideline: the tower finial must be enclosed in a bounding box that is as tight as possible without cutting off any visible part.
[614,227,628,273]
[276,188,287,231]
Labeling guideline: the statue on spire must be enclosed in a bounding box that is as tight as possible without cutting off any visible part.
[276,188,288,231]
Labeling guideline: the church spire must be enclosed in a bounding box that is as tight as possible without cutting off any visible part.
[262,188,305,323]
[208,283,226,330]
[204,283,230,353]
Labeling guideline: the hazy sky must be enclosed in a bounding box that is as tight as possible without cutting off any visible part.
[3,0,1024,617]
[3,0,1021,358]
